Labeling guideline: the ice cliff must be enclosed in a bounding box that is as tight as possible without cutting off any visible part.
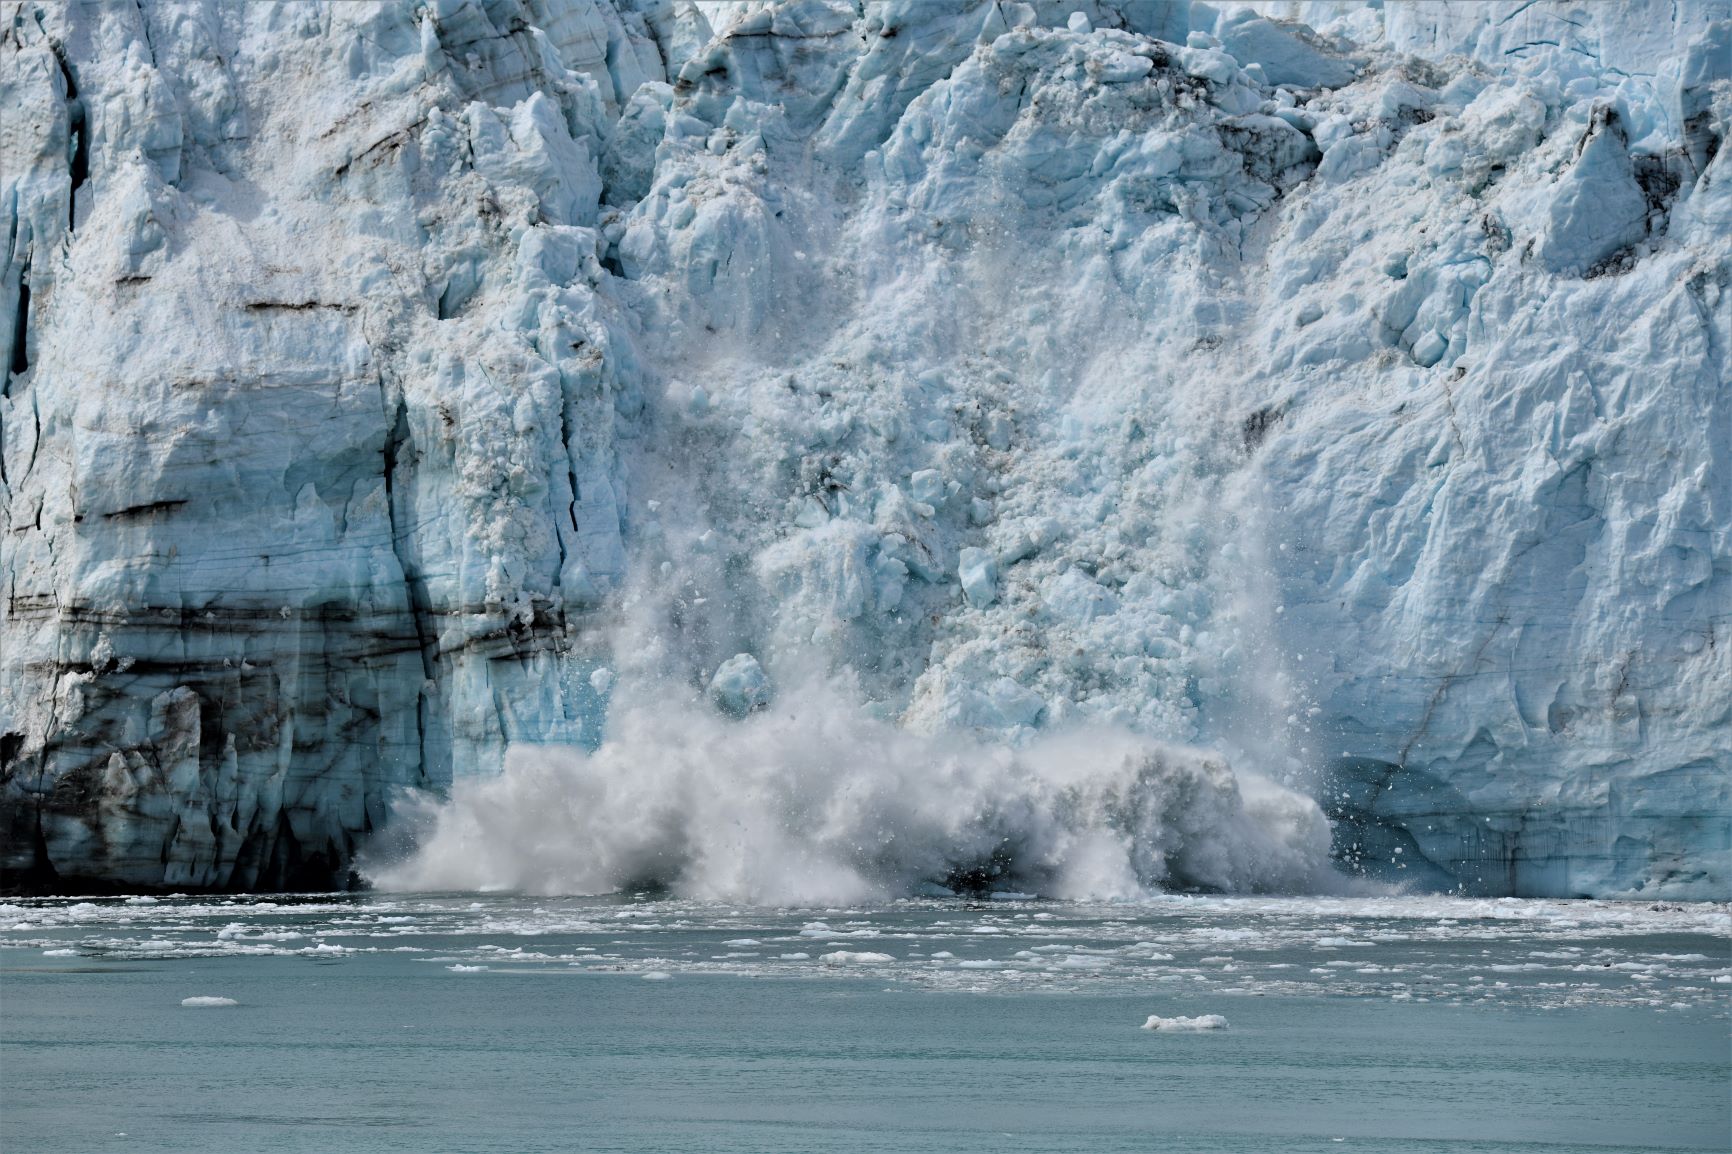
[2,0,1727,898]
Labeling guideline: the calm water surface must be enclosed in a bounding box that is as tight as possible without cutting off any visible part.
[2,894,1727,1152]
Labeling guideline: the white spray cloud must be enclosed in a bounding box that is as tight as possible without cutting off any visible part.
[366,681,1333,904]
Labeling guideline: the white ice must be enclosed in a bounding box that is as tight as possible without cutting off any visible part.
[1142,1013,1229,1031]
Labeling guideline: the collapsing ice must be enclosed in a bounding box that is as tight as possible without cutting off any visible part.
[367,683,1333,904]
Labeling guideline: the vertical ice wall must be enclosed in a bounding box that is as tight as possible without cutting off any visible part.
[2,0,1727,896]
[0,0,650,887]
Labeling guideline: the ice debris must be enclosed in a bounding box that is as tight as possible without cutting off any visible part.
[958,548,998,609]
[709,654,772,717]
[820,951,896,965]
[369,687,1331,903]
[1142,1014,1228,1032]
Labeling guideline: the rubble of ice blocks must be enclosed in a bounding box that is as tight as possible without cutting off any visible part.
[1,0,1727,897]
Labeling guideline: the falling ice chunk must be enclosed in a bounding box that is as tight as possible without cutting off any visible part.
[709,653,771,717]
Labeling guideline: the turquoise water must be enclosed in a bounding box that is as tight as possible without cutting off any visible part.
[3,895,1727,1152]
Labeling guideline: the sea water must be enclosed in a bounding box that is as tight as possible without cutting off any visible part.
[2,894,1726,1152]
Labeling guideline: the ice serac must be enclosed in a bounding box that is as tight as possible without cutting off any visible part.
[3,0,1728,898]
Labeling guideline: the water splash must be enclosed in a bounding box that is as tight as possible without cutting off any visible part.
[366,682,1332,904]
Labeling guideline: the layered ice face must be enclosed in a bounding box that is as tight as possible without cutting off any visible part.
[1,1,1727,897]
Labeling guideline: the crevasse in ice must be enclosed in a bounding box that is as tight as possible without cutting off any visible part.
[1,0,1726,897]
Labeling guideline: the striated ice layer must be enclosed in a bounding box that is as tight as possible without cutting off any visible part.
[2,0,1728,897]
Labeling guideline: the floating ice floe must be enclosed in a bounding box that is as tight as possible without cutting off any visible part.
[820,951,896,965]
[1142,1014,1228,1032]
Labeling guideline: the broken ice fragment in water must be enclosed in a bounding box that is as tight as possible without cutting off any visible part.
[1142,1014,1228,1031]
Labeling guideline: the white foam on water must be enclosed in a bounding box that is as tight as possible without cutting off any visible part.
[366,684,1332,905]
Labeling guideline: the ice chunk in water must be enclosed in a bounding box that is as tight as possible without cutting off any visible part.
[1142,1014,1228,1032]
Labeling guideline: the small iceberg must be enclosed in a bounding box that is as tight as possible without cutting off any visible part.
[180,996,239,1008]
[819,951,895,965]
[1142,1014,1228,1032]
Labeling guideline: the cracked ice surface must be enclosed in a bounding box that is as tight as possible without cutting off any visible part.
[1,0,1727,897]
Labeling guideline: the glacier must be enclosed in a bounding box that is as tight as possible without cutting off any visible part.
[1,0,1727,898]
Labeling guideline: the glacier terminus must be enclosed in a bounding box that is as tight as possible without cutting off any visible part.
[1,0,1727,899]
